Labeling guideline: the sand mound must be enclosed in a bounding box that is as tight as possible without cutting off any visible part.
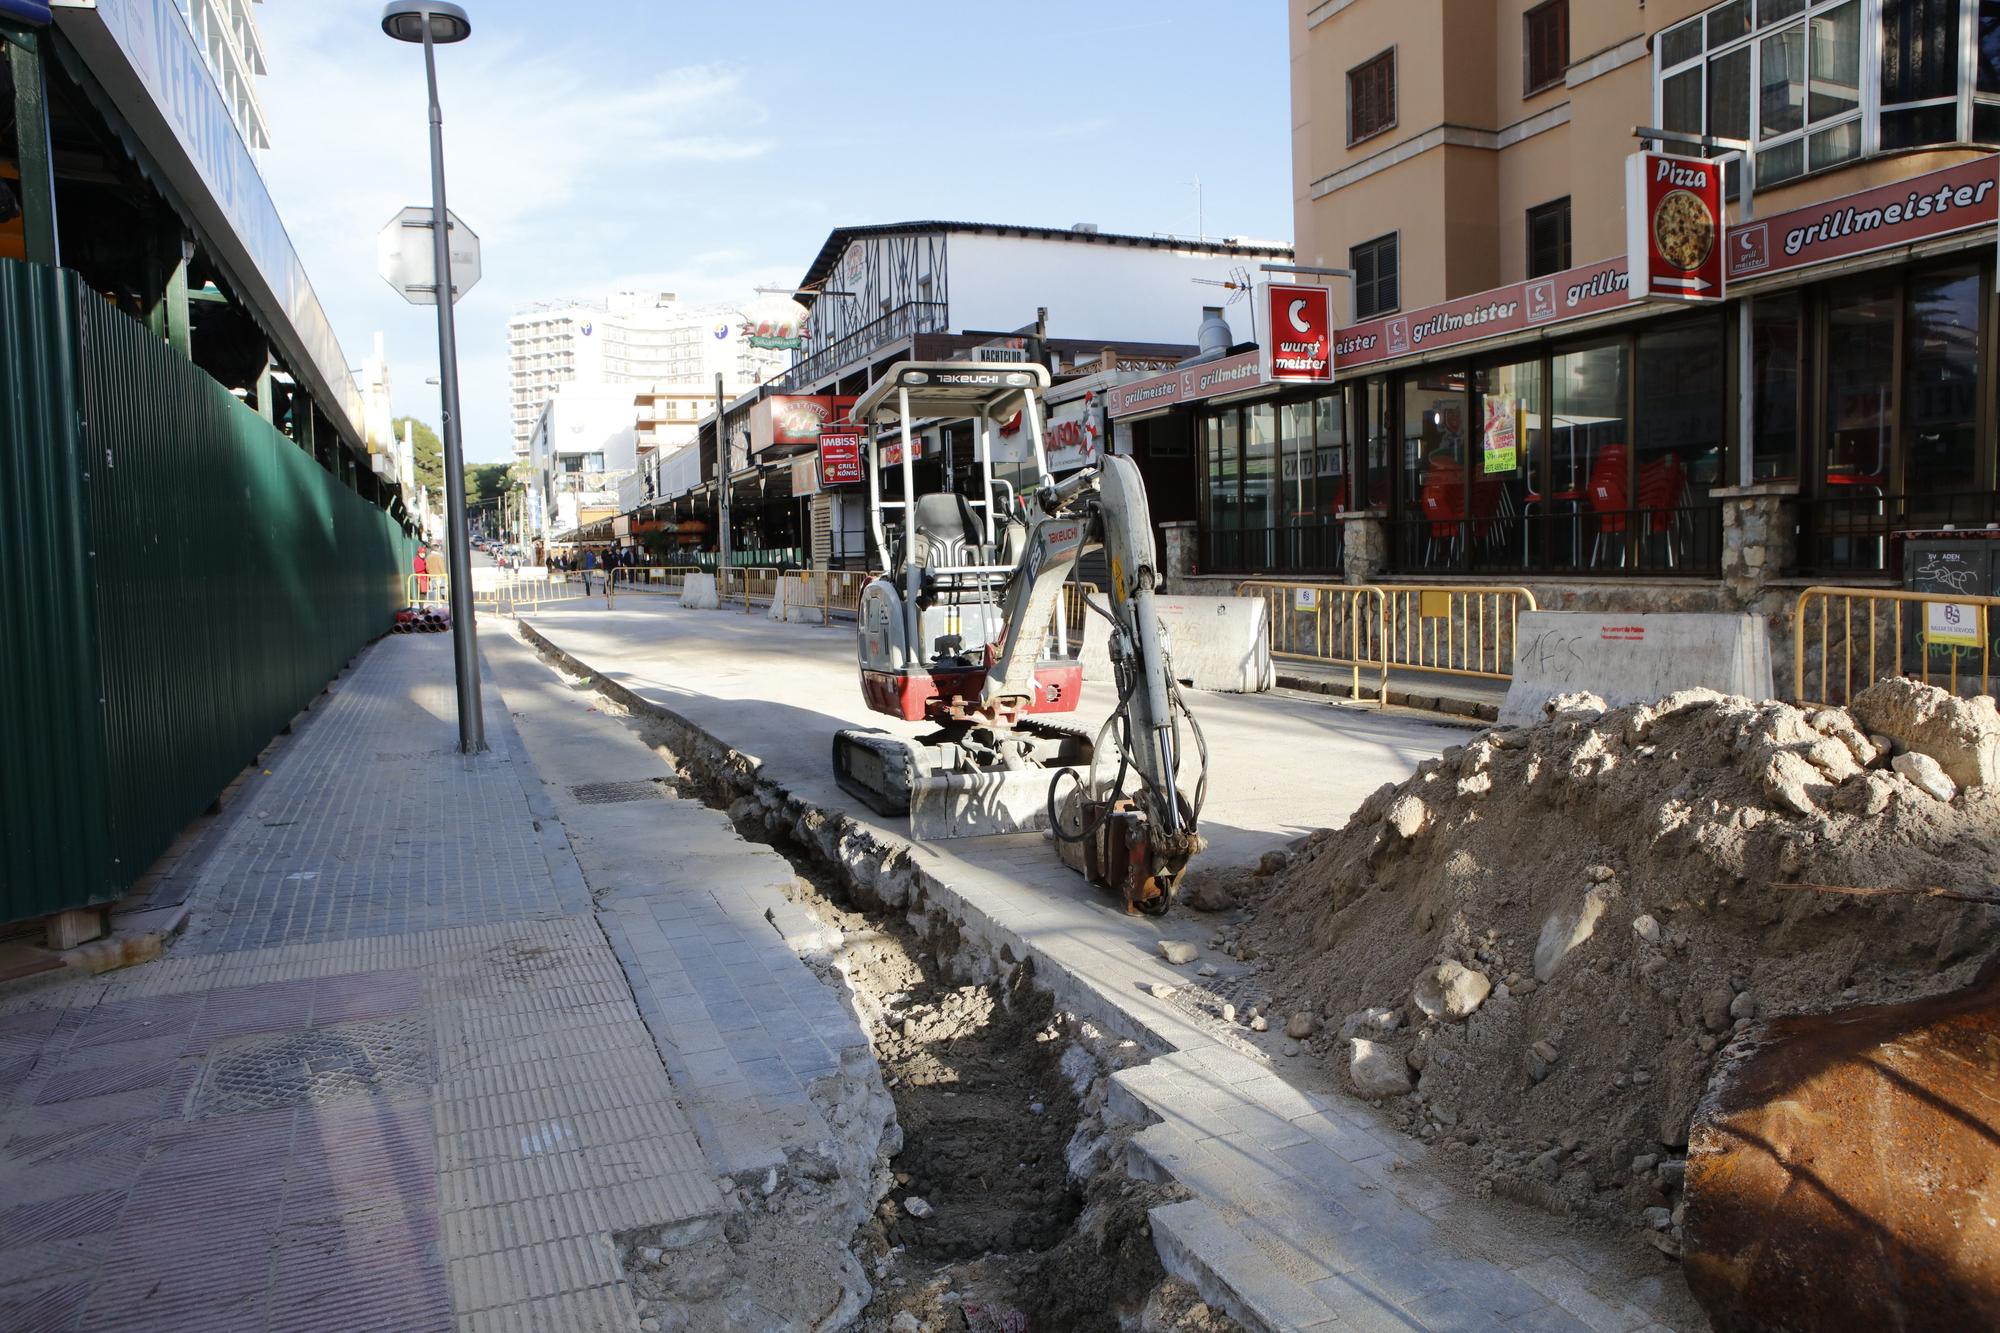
[1244,681,2000,1247]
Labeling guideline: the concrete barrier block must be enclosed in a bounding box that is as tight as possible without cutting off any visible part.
[1081,594,1273,694]
[1500,612,1775,726]
[767,577,825,624]
[681,572,720,610]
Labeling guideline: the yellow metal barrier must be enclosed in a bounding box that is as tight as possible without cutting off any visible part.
[405,572,449,607]
[1376,584,1537,681]
[1239,581,1390,703]
[1794,585,1998,705]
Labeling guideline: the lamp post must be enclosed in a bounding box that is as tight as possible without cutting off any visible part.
[382,1,483,753]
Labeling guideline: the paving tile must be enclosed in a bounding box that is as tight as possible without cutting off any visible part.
[1406,1286,1523,1332]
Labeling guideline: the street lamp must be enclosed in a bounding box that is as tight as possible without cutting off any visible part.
[382,1,483,754]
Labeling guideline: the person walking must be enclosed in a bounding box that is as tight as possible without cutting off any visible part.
[580,547,597,597]
[604,548,618,608]
[419,546,443,603]
[411,546,428,601]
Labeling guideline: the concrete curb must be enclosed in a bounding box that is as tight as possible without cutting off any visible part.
[1275,670,1501,723]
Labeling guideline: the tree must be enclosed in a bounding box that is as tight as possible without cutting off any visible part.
[464,463,512,510]
[393,416,444,497]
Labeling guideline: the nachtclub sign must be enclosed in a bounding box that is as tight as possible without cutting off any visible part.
[1727,153,1998,281]
[1626,151,1727,302]
[1259,283,1334,384]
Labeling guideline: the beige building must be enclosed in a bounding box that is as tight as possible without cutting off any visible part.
[1145,0,2000,593]
[1295,0,2000,311]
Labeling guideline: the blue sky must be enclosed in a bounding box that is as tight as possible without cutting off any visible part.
[256,2,1292,463]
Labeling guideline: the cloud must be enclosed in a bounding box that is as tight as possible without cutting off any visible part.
[254,5,779,460]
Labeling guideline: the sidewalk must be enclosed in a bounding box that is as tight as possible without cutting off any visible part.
[518,598,1704,1332]
[0,630,878,1332]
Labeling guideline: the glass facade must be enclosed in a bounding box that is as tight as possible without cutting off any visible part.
[1658,0,2000,188]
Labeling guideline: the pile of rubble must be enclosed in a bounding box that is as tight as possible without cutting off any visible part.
[1243,678,2000,1246]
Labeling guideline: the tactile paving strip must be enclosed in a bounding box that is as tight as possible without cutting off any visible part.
[194,1016,432,1116]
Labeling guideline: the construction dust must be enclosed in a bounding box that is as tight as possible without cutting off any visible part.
[1237,678,2000,1253]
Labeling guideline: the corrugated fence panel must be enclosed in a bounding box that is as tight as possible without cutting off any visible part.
[0,262,116,919]
[76,291,412,893]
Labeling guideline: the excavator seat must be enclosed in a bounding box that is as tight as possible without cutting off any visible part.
[908,492,985,572]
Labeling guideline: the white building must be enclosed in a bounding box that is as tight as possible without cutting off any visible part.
[173,0,271,155]
[784,222,1292,392]
[506,291,788,457]
[525,382,643,539]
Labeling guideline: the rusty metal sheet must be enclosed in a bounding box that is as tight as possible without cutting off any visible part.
[1684,964,2000,1332]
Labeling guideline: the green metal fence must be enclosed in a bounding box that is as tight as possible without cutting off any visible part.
[0,259,413,924]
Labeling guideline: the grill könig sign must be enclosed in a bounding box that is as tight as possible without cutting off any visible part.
[1259,283,1335,384]
[817,428,864,487]
[1626,151,1726,303]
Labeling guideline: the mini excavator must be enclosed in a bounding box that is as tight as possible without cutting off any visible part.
[831,362,1205,913]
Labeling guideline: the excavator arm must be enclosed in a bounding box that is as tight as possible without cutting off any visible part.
[981,455,1205,913]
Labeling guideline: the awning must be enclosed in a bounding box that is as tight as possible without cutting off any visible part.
[1,2,53,26]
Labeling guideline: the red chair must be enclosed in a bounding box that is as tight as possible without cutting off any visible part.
[1637,455,1688,567]
[1421,463,1467,565]
[1585,445,1630,566]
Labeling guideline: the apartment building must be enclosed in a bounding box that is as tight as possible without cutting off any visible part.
[505,292,786,456]
[1246,0,2000,595]
[174,0,271,154]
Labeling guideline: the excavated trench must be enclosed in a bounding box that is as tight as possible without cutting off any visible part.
[528,630,1238,1332]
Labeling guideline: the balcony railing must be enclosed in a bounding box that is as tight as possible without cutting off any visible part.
[783,301,948,390]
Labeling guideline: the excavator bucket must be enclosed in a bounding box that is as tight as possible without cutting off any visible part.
[1681,961,2000,1332]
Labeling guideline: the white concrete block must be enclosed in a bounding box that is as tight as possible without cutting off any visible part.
[1080,594,1273,694]
[680,573,720,610]
[767,577,825,625]
[1500,612,1774,727]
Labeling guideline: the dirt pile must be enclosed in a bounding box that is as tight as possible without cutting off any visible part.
[1243,680,2000,1247]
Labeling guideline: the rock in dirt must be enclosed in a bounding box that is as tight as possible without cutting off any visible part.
[902,1196,933,1219]
[1631,914,1661,944]
[1385,795,1430,840]
[1349,1038,1412,1097]
[1412,961,1492,1021]
[1248,1014,1268,1032]
[1850,677,2000,788]
[890,1313,922,1333]
[1158,940,1199,966]
[1285,1011,1318,1039]
[1533,884,1614,981]
[1184,880,1238,913]
[1892,751,1958,803]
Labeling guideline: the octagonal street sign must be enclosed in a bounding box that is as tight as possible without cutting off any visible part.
[377,206,480,305]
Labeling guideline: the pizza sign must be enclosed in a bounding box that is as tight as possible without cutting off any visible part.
[1626,151,1726,303]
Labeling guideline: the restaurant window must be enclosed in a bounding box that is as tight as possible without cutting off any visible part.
[1525,0,1570,95]
[1402,373,1470,564]
[1881,0,1961,146]
[1471,357,1543,570]
[1314,395,1350,515]
[1634,321,1725,570]
[1527,198,1571,278]
[1348,49,1397,144]
[1551,342,1630,568]
[1358,377,1393,511]
[1351,233,1399,319]
[1244,402,1279,565]
[1751,294,1803,482]
[1823,278,1897,494]
[1902,265,1983,502]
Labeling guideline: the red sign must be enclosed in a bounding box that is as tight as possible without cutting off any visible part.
[1107,350,1265,419]
[818,428,863,486]
[1727,153,1998,282]
[1333,257,1631,371]
[1260,283,1334,383]
[1626,151,1726,302]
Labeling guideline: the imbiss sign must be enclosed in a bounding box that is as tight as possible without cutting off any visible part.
[1258,283,1334,384]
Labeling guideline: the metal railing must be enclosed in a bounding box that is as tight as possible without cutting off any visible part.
[1794,585,1998,705]
[1798,491,1999,577]
[1377,584,1537,680]
[1388,505,1722,577]
[406,572,449,607]
[1202,522,1346,577]
[783,301,947,389]
[1239,581,1390,702]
